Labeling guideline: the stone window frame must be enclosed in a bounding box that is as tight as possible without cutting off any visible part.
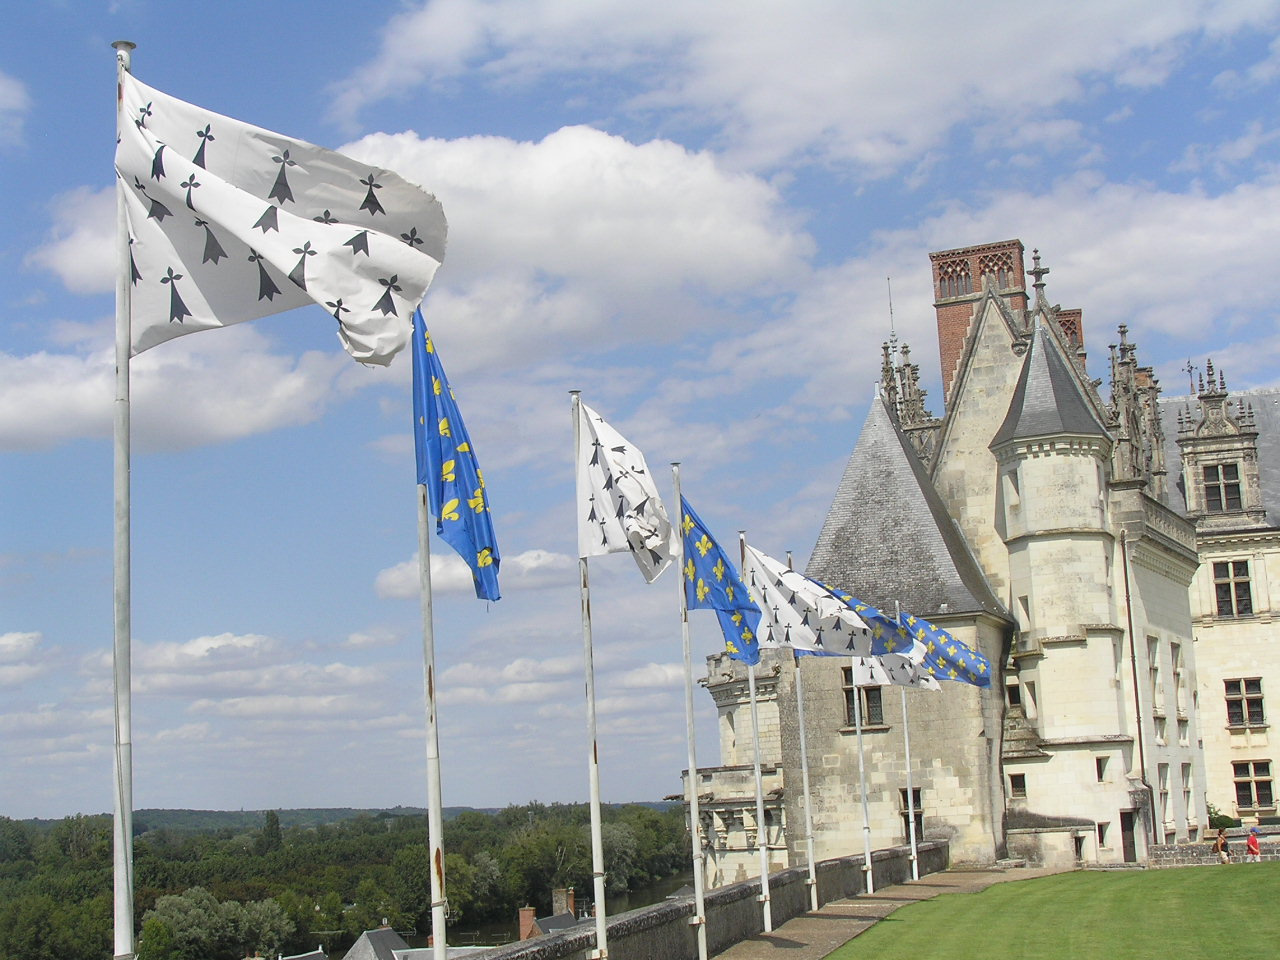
[1213,560,1254,618]
[1225,677,1265,727]
[899,787,923,843]
[1009,773,1027,799]
[1203,462,1243,513]
[1233,759,1275,811]
[841,668,887,729]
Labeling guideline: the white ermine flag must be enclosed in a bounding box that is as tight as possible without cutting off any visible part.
[741,543,878,656]
[575,403,676,582]
[116,72,447,365]
[847,653,941,690]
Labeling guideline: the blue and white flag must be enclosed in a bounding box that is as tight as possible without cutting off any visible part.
[412,309,500,600]
[679,497,760,665]
[116,71,446,365]
[820,585,989,688]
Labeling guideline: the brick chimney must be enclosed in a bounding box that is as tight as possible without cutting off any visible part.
[929,239,1028,404]
[552,887,575,917]
[518,906,537,940]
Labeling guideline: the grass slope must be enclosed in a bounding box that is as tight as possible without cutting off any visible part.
[827,864,1279,960]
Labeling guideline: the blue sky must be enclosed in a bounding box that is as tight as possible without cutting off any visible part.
[4,1,1280,819]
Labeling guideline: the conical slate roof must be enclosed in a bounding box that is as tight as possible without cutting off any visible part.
[806,396,1008,620]
[991,320,1108,448]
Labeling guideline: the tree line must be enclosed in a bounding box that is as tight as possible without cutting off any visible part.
[0,802,688,960]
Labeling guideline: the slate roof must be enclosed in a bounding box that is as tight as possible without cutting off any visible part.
[536,911,583,934]
[1158,386,1280,526]
[805,395,1009,620]
[991,320,1109,448]
[345,928,411,960]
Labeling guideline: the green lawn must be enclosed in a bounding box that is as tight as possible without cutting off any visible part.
[825,864,1279,960]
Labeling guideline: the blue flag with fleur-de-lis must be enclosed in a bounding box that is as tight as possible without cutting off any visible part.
[679,497,760,665]
[899,611,991,687]
[412,308,500,600]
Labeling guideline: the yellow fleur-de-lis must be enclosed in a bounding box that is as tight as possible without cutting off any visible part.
[726,584,735,602]
[742,627,755,641]
[468,488,486,512]
[438,417,451,437]
[425,331,434,353]
[441,459,456,482]
[697,579,710,602]
[477,547,494,567]
[441,498,460,521]
[712,558,726,582]
[726,639,740,654]
[476,468,485,488]
[682,513,695,534]
[432,375,443,396]
[731,612,743,625]
[684,559,695,581]
[977,661,988,673]
[457,441,471,453]
[695,534,713,557]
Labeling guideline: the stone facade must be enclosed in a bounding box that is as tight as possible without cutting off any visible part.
[693,239,1216,881]
[1162,377,1280,825]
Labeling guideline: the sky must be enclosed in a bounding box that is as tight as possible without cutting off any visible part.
[4,0,1280,821]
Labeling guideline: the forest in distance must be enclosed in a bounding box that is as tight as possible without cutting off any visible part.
[0,801,689,960]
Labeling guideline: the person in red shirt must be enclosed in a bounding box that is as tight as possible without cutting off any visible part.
[1246,828,1261,862]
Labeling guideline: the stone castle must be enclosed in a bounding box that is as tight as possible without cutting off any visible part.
[691,238,1280,879]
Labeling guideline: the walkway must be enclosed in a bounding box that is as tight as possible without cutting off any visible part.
[713,865,1071,960]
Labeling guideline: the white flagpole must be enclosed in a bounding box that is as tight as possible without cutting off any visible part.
[111,39,137,960]
[671,465,708,960]
[785,552,819,912]
[572,391,609,960]
[896,602,919,882]
[416,487,449,960]
[739,533,772,932]
[852,661,874,894]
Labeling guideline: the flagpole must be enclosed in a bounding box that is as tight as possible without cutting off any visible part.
[671,466,709,960]
[416,487,449,960]
[738,532,772,932]
[895,602,919,882]
[572,391,609,960]
[785,552,819,913]
[852,661,874,894]
[111,38,137,960]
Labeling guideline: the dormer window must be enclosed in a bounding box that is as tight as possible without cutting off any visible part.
[1203,463,1242,512]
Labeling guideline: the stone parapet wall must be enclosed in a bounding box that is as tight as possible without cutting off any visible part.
[471,841,949,960]
[1149,831,1279,867]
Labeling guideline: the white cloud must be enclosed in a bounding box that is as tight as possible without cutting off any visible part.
[0,69,30,145]
[333,1,1277,174]
[25,186,116,293]
[0,325,356,452]
[376,547,576,598]
[0,631,41,662]
[616,662,684,688]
